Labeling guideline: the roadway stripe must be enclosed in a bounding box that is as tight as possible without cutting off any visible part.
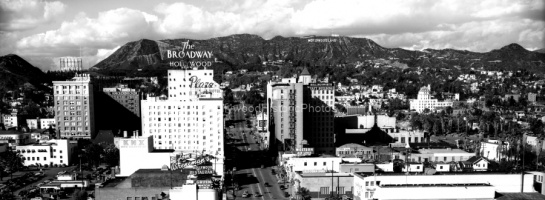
[258,167,274,199]
[252,168,265,200]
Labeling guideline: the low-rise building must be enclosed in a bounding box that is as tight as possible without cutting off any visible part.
[26,119,39,129]
[459,156,489,172]
[353,172,536,200]
[0,130,34,146]
[118,136,224,177]
[39,118,56,129]
[95,169,219,200]
[286,156,342,173]
[336,143,373,159]
[339,163,374,173]
[480,140,509,161]
[411,148,474,163]
[292,172,354,199]
[14,139,76,167]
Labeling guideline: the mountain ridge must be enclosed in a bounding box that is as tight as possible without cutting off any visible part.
[0,54,50,92]
[89,34,545,73]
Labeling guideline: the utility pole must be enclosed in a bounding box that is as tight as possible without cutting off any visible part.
[331,160,334,199]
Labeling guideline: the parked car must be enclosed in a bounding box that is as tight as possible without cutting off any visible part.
[242,190,249,198]
[255,192,262,197]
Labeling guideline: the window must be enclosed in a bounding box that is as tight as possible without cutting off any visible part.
[314,162,317,166]
[304,162,307,166]
[365,181,368,186]
[127,198,132,200]
[320,187,329,195]
[370,181,374,186]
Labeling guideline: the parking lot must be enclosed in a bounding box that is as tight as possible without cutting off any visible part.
[0,166,77,198]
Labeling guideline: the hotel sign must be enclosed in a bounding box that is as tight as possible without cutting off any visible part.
[296,148,314,156]
[119,139,146,148]
[189,76,216,88]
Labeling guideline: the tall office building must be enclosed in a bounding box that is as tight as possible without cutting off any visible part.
[53,74,95,139]
[304,82,335,154]
[59,57,83,71]
[103,85,141,117]
[267,77,304,152]
[141,68,224,158]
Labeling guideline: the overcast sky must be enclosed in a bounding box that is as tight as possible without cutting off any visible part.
[1,0,543,71]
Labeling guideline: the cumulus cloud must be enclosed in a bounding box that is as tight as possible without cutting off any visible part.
[4,0,545,70]
[16,8,158,56]
[0,0,66,31]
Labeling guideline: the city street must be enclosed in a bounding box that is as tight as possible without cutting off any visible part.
[227,119,290,200]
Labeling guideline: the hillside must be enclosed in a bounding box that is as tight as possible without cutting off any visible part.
[0,54,50,92]
[91,34,545,73]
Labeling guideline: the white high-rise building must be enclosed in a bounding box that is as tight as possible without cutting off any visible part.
[141,68,224,157]
[410,84,453,113]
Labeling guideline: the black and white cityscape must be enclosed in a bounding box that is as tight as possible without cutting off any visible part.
[0,0,544,200]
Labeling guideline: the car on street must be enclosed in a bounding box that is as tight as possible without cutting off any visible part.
[254,192,262,197]
[242,190,249,198]
[280,185,286,190]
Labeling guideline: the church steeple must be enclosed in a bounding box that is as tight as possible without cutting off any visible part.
[298,67,312,85]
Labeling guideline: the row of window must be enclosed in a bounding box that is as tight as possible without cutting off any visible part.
[61,127,89,131]
[56,85,87,90]
[319,186,350,195]
[57,101,87,106]
[57,106,88,111]
[148,105,221,110]
[23,156,62,161]
[56,111,89,116]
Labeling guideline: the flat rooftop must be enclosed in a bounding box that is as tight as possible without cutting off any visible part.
[296,172,354,177]
[418,148,471,154]
[355,171,530,177]
[380,183,491,188]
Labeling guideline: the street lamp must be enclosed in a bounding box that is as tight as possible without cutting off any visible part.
[78,154,84,189]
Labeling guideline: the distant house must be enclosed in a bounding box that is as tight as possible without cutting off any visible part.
[431,162,450,172]
[459,156,489,172]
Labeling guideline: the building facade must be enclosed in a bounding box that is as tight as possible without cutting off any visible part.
[40,118,56,129]
[410,85,453,113]
[59,57,82,71]
[353,172,535,200]
[103,85,141,117]
[15,139,76,166]
[267,78,304,152]
[140,69,224,172]
[304,82,335,154]
[53,74,95,139]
